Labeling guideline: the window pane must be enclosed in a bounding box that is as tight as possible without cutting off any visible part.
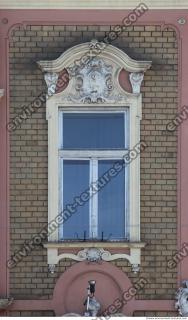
[98,160,126,240]
[59,160,90,240]
[61,113,125,149]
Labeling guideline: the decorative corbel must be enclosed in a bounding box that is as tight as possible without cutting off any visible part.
[129,72,144,94]
[44,72,59,96]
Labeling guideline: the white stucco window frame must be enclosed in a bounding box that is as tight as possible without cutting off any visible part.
[38,40,151,272]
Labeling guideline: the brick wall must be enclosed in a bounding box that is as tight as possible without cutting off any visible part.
[9,24,178,314]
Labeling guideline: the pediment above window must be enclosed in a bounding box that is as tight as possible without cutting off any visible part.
[38,39,151,104]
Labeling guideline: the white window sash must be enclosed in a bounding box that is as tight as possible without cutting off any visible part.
[58,108,130,241]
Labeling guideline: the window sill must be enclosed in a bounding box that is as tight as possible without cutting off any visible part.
[43,241,146,249]
[44,241,146,273]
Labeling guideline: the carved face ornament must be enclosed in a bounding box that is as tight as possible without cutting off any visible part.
[73,58,114,103]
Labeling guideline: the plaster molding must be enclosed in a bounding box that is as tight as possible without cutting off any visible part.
[38,40,151,102]
[1,0,188,9]
[45,247,142,273]
[43,241,146,248]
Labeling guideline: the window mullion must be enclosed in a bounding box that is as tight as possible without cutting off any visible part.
[89,158,98,239]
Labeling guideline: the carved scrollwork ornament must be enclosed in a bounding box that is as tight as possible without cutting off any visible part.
[77,248,105,262]
[67,57,123,103]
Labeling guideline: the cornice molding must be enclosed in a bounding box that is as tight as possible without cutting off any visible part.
[38,41,152,74]
[0,0,188,9]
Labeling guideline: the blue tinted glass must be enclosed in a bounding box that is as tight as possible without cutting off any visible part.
[98,160,125,240]
[59,160,90,240]
[62,113,125,149]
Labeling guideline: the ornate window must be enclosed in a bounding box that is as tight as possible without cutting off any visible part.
[38,40,151,272]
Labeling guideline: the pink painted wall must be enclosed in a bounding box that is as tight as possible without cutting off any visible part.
[0,8,187,314]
